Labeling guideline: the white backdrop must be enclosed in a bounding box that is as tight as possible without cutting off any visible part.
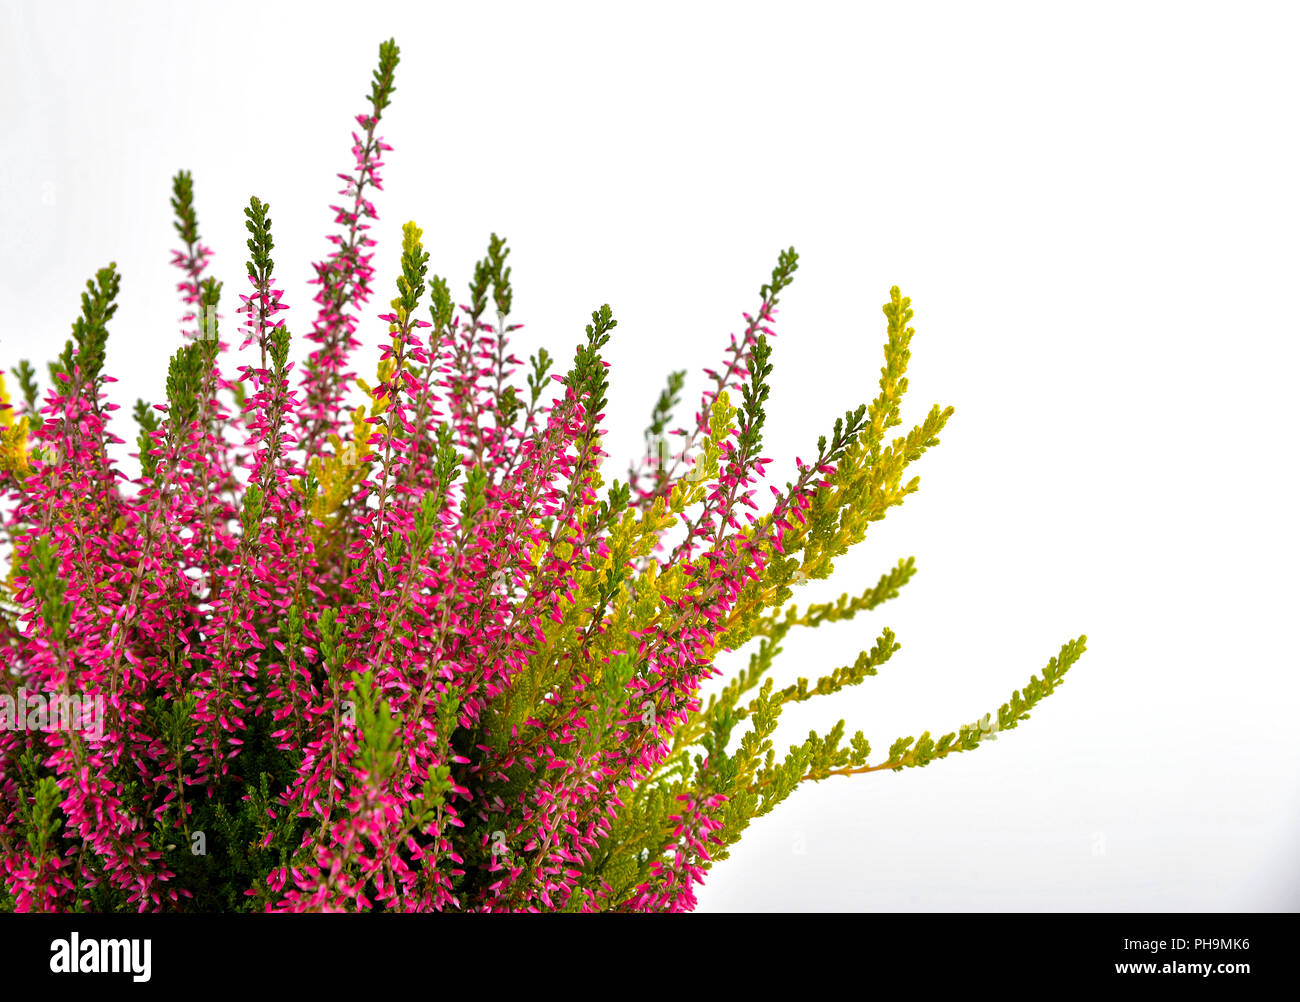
[2,0,1297,911]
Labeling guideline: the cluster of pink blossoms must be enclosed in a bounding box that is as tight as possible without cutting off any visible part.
[0,41,833,913]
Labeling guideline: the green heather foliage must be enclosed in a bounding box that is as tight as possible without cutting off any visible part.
[0,38,1086,912]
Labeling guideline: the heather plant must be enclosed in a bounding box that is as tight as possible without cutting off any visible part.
[0,39,1086,913]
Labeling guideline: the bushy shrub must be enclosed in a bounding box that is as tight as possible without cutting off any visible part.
[0,39,1085,912]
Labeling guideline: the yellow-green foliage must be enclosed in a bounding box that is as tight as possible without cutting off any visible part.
[0,373,32,479]
[295,359,394,561]
[571,288,1087,894]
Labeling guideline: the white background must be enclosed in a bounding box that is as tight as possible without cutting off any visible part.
[2,0,1297,911]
